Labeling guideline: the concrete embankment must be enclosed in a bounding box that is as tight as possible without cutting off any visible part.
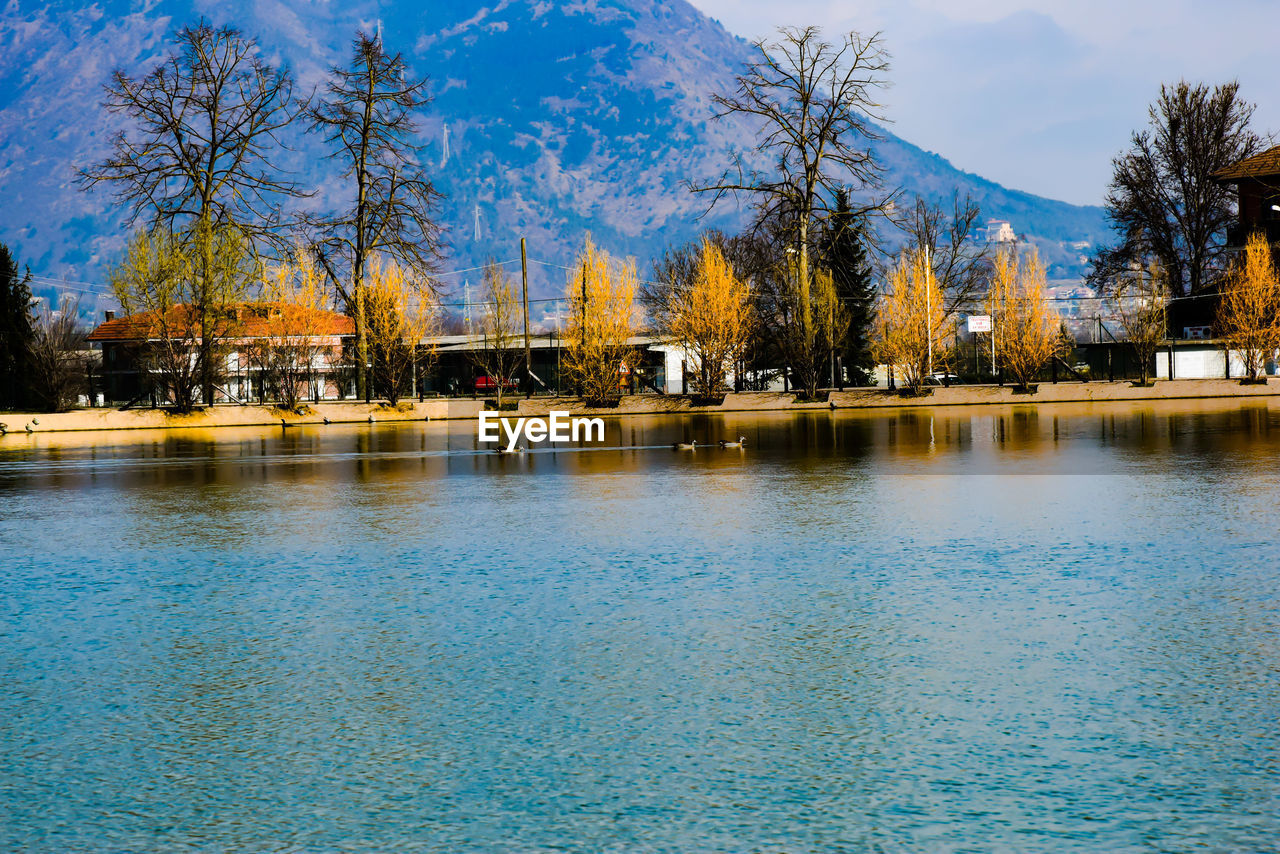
[3,379,1280,437]
[516,379,1280,418]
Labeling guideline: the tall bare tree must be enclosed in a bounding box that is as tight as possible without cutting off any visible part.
[1090,81,1262,298]
[692,26,893,397]
[309,31,445,401]
[80,21,305,404]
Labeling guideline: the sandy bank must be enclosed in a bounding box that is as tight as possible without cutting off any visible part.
[0,399,485,436]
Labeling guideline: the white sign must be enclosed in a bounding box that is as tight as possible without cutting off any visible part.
[966,314,992,333]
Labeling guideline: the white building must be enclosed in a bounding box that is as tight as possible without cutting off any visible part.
[985,220,1016,243]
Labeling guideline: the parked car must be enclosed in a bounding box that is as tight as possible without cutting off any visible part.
[921,373,963,386]
[475,375,518,393]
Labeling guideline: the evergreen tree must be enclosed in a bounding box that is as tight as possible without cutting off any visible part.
[0,244,35,409]
[822,190,876,385]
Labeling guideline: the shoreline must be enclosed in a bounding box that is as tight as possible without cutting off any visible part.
[2,379,1279,439]
[514,378,1280,417]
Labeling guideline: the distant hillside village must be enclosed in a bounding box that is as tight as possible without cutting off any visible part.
[1,19,1274,413]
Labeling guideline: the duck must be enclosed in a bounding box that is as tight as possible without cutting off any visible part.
[0,423,7,435]
[719,436,746,449]
[24,422,35,434]
[322,415,332,425]
[672,440,697,450]
[30,418,39,426]
[367,414,377,424]
[495,445,525,454]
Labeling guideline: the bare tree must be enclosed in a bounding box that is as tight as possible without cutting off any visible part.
[1114,261,1169,386]
[28,297,89,412]
[646,229,739,322]
[80,21,305,404]
[309,31,445,402]
[692,26,893,397]
[902,193,991,317]
[1091,81,1263,298]
[471,261,523,409]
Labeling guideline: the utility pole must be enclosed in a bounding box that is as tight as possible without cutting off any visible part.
[925,244,933,377]
[829,291,836,390]
[521,237,531,397]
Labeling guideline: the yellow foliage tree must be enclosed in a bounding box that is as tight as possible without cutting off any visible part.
[1218,232,1280,382]
[872,248,946,392]
[563,236,638,403]
[472,260,523,409]
[109,224,255,410]
[248,246,335,410]
[987,247,1060,390]
[663,238,752,396]
[364,257,439,404]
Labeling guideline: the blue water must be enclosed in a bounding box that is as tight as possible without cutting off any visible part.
[2,403,1279,852]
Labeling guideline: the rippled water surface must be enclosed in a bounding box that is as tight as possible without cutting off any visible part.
[2,401,1280,852]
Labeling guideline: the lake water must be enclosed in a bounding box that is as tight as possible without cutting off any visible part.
[2,401,1279,852]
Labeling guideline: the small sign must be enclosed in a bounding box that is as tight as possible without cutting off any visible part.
[967,315,992,333]
[1184,326,1212,340]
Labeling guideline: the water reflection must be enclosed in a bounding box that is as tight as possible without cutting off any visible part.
[3,399,1280,850]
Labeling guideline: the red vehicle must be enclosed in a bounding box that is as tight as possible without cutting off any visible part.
[474,375,518,393]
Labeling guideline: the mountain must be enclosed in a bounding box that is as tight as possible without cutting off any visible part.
[0,0,1108,314]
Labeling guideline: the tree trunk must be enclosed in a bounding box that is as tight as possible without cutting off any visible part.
[798,223,816,398]
[355,279,369,402]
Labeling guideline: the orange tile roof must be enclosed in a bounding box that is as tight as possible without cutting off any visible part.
[1213,145,1280,181]
[87,303,355,342]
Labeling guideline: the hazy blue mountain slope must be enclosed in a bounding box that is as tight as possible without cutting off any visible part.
[0,0,1107,308]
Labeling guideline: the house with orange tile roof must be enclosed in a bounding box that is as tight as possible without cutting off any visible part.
[87,303,356,406]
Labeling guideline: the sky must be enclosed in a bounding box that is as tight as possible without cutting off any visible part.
[687,0,1279,208]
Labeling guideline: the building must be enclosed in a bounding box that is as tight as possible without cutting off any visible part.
[87,304,714,403]
[1213,144,1280,249]
[87,303,355,405]
[985,219,1016,244]
[426,333,699,396]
